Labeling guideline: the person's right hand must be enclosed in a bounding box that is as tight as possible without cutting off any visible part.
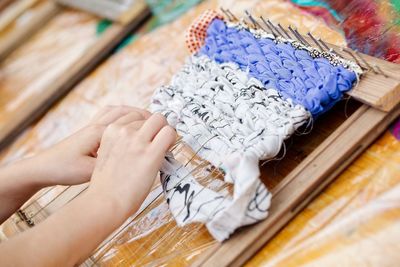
[88,113,176,218]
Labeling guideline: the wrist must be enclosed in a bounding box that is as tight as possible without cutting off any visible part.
[14,157,53,188]
[85,186,132,222]
[0,159,46,200]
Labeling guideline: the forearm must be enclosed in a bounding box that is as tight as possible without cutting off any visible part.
[0,159,48,223]
[0,190,129,267]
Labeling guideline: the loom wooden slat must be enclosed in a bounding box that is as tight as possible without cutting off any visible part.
[0,1,61,62]
[195,102,400,267]
[56,0,143,24]
[0,0,14,12]
[0,0,150,151]
[348,72,400,112]
[0,0,40,32]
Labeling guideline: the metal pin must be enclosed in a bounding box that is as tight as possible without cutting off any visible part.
[318,38,343,57]
[373,65,388,78]
[220,7,232,21]
[354,50,377,73]
[294,28,311,46]
[277,23,291,39]
[226,8,238,21]
[288,26,303,44]
[245,10,260,29]
[318,38,330,51]
[342,48,365,69]
[307,32,325,51]
[260,16,278,38]
[267,19,285,38]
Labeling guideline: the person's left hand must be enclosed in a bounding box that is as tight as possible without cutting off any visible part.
[23,106,151,187]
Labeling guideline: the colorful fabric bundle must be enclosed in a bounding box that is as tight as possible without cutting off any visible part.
[290,0,400,63]
[150,10,361,241]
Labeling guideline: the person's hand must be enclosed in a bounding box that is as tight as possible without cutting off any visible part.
[88,113,176,217]
[23,106,151,187]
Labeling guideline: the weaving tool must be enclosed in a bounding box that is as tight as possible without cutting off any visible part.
[1,6,399,267]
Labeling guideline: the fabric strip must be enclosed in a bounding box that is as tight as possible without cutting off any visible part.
[151,55,310,241]
[198,18,359,117]
[185,9,224,54]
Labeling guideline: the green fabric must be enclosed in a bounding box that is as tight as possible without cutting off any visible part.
[96,20,112,36]
[290,0,342,20]
[391,0,400,25]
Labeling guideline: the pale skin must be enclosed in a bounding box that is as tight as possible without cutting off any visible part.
[0,106,177,266]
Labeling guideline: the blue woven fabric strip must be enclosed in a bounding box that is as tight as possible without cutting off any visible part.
[199,19,357,117]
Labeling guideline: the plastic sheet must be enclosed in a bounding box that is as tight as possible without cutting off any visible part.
[247,2,400,265]
[248,129,400,266]
[0,0,398,266]
[0,6,99,133]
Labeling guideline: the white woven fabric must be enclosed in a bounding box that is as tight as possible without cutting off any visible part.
[151,55,311,241]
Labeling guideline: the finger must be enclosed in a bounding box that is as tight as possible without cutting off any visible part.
[150,125,177,160]
[78,125,106,157]
[125,120,146,131]
[138,113,168,142]
[113,111,146,125]
[91,106,151,125]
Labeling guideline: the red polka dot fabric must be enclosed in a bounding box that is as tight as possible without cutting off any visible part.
[186,10,224,53]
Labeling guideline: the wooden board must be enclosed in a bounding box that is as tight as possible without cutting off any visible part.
[0,0,40,32]
[0,1,61,62]
[56,0,144,24]
[0,0,14,12]
[195,103,400,267]
[0,0,150,150]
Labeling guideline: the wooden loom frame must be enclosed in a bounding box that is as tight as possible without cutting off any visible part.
[191,12,400,267]
[0,0,150,150]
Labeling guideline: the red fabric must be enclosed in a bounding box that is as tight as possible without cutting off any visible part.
[186,10,224,53]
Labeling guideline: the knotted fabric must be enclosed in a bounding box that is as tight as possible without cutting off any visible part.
[199,19,359,117]
[185,9,223,54]
[151,56,310,241]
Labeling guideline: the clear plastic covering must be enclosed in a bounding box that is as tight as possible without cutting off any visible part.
[0,0,399,266]
[248,129,400,266]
